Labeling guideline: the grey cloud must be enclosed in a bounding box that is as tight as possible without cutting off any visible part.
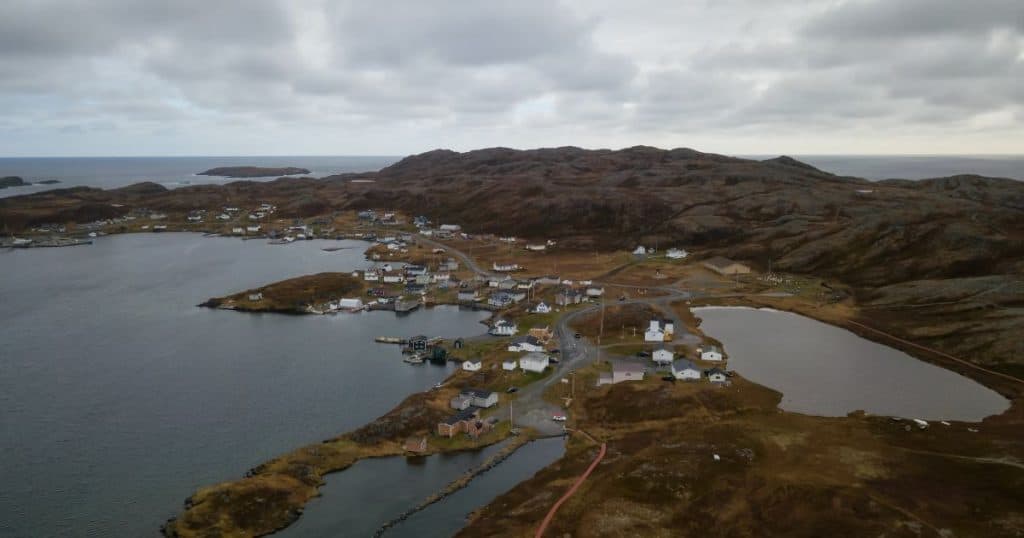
[0,0,1020,155]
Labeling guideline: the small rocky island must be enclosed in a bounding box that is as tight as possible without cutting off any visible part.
[200,272,366,314]
[197,166,311,178]
[0,176,28,188]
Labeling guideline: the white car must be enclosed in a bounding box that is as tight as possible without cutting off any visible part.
[552,413,567,422]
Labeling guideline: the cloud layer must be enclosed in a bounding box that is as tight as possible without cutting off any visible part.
[1,0,1021,155]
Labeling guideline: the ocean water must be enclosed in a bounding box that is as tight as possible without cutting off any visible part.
[0,155,399,198]
[1,155,1021,200]
[0,234,493,537]
[744,154,1024,181]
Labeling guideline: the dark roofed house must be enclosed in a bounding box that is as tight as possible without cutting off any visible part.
[461,388,499,408]
[437,407,482,437]
[407,335,429,353]
[702,256,752,276]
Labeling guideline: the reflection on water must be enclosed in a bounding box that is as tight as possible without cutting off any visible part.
[694,307,1008,421]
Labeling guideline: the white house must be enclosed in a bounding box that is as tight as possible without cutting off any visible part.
[462,360,482,372]
[493,262,520,272]
[599,361,646,385]
[533,301,552,314]
[671,360,702,381]
[633,245,647,256]
[701,345,723,362]
[525,244,547,252]
[364,270,380,282]
[247,292,263,301]
[231,227,244,235]
[246,225,261,233]
[502,360,518,371]
[459,388,498,408]
[707,367,728,384]
[440,224,462,232]
[585,287,604,297]
[338,298,364,310]
[508,336,545,353]
[644,320,665,342]
[666,248,688,260]
[382,273,405,284]
[489,319,518,336]
[652,348,674,365]
[519,352,550,373]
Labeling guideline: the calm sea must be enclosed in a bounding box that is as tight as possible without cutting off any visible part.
[1,154,1022,199]
[0,234,513,537]
[0,156,399,198]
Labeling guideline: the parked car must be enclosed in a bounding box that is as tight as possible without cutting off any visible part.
[552,413,567,422]
[506,386,518,393]
[636,351,650,358]
[574,333,581,339]
[661,376,676,382]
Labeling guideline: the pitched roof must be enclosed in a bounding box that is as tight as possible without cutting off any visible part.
[672,359,701,371]
[520,352,549,363]
[613,360,646,374]
[461,388,494,399]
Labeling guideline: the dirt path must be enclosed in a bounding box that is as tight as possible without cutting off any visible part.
[534,442,607,538]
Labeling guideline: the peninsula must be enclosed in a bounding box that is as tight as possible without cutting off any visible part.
[2,146,1022,537]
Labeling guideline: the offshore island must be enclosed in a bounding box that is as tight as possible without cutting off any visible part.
[2,146,1023,537]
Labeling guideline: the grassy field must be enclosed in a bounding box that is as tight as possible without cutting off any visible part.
[201,272,368,313]
[459,362,1024,538]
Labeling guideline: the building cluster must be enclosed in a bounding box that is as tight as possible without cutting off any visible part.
[437,388,500,439]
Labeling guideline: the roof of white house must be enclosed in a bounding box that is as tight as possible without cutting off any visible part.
[613,361,646,374]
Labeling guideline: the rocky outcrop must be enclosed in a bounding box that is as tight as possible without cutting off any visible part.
[197,166,311,178]
[0,176,27,188]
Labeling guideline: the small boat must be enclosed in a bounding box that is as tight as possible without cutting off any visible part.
[403,353,425,364]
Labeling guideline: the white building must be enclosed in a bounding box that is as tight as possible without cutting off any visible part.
[525,244,547,252]
[246,225,261,233]
[462,360,482,372]
[652,348,674,365]
[364,270,380,282]
[247,292,263,301]
[666,248,688,260]
[338,298,364,310]
[585,287,604,297]
[533,302,551,314]
[502,360,518,371]
[701,345,723,362]
[633,245,647,256]
[440,224,462,232]
[508,336,545,353]
[231,227,244,235]
[671,360,702,381]
[519,352,550,373]
[644,320,665,342]
[489,319,518,336]
[707,367,728,383]
[493,262,520,272]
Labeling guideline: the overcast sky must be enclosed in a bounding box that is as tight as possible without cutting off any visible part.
[1,0,1021,156]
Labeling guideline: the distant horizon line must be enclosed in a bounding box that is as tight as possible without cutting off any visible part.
[2,152,1023,159]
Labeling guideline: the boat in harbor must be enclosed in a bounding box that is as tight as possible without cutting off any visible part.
[403,353,425,364]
